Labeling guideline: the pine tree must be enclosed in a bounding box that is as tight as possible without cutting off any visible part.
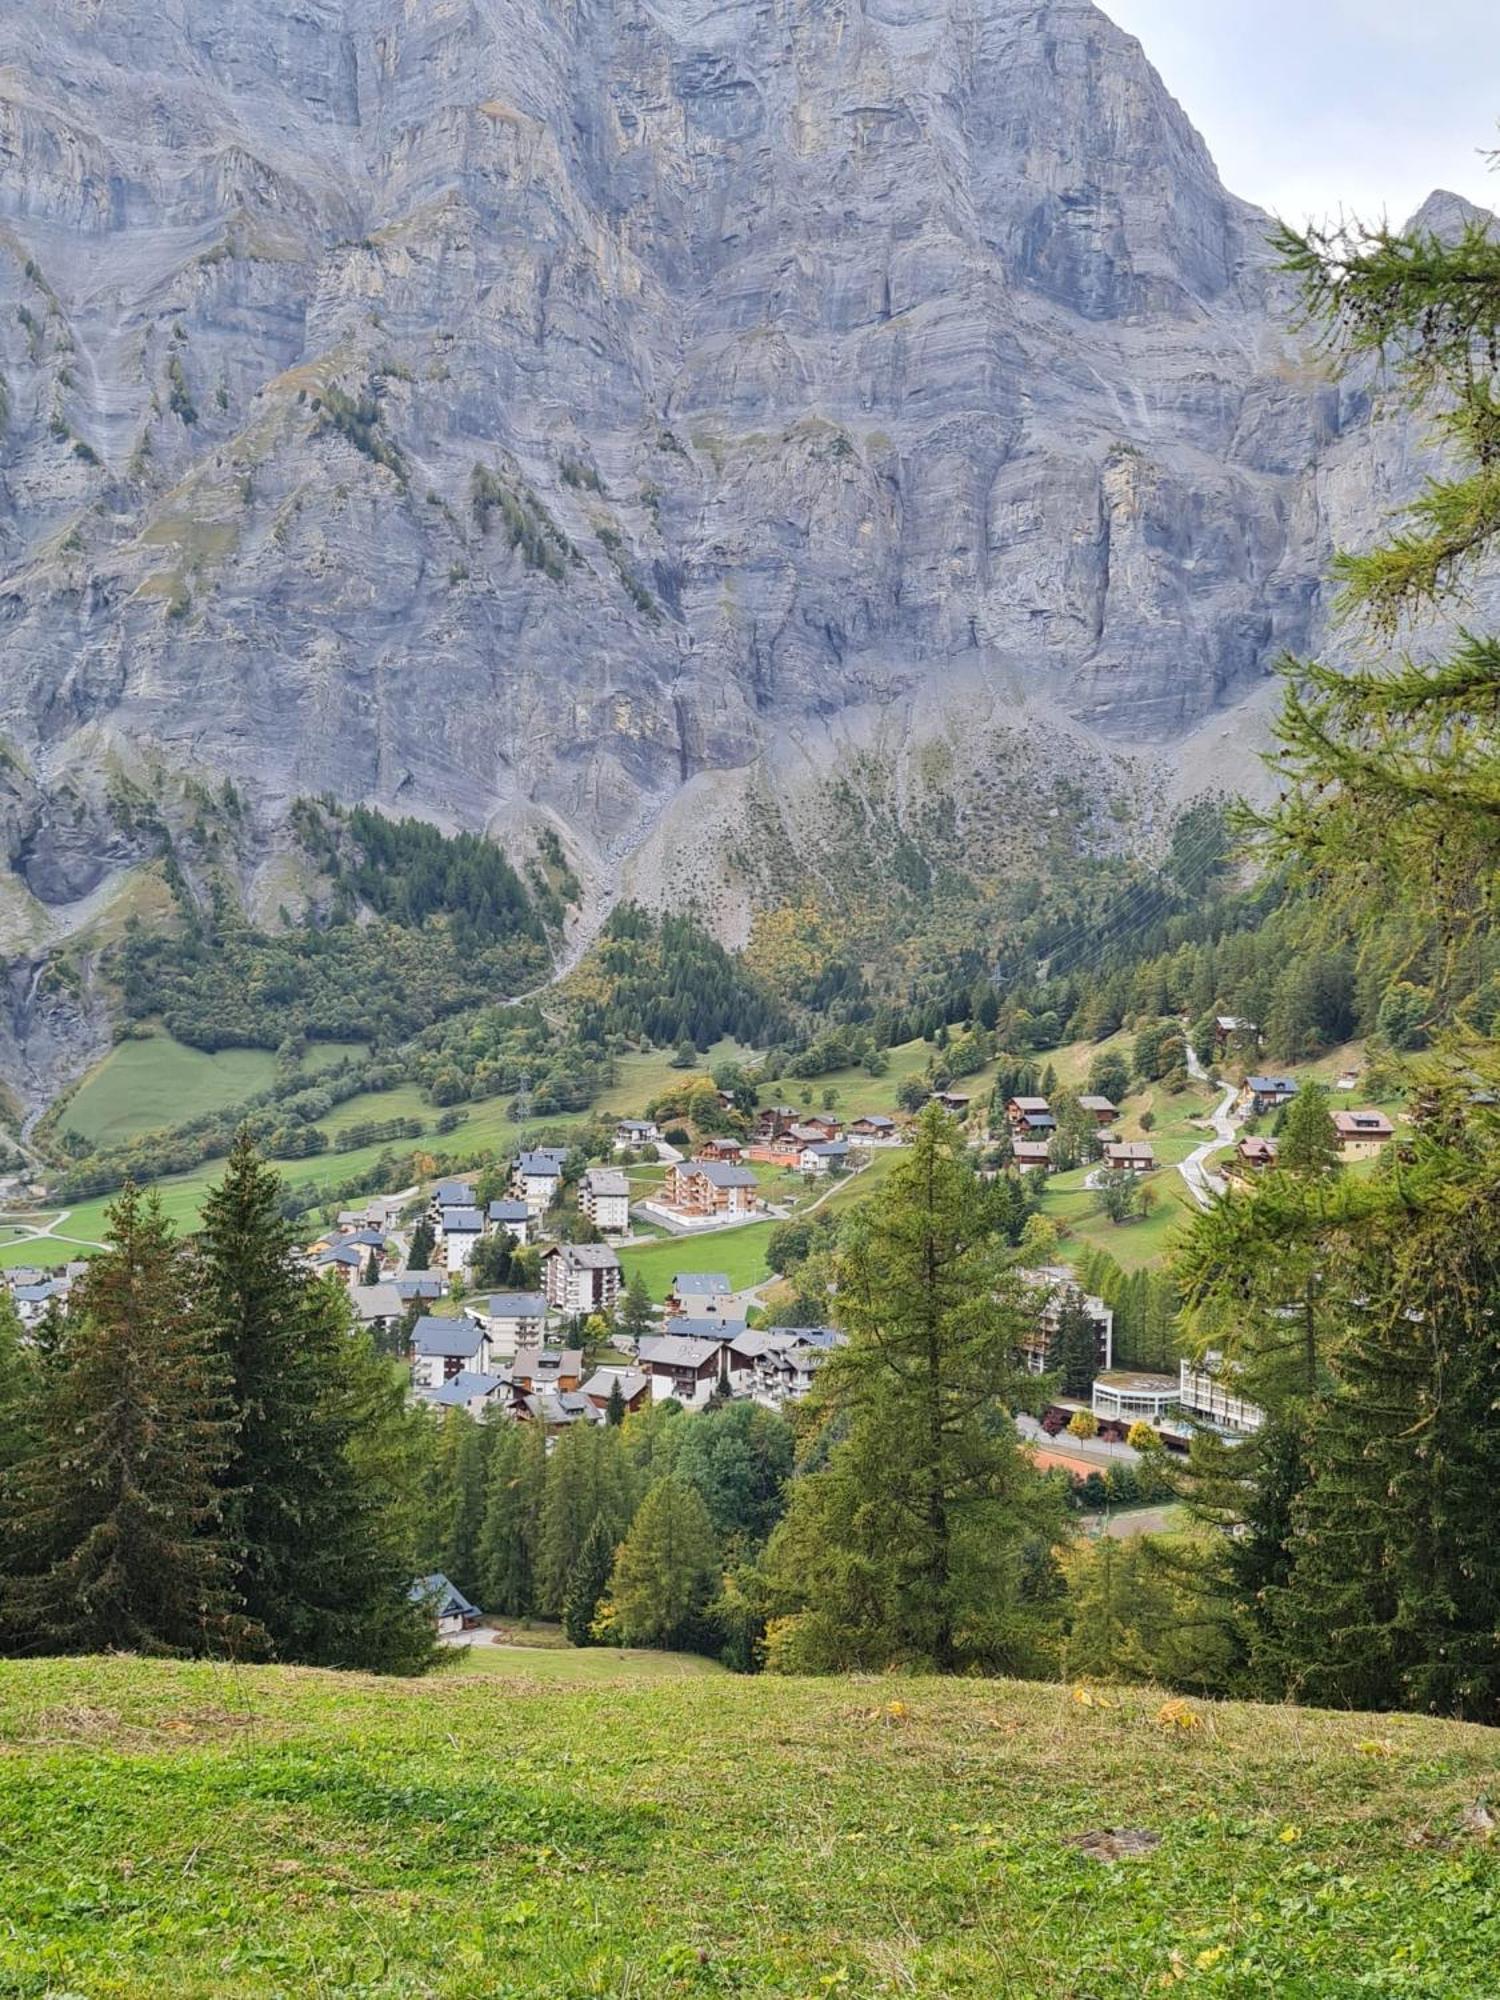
[763,1106,1067,1674]
[562,1512,617,1646]
[1261,1142,1500,1721]
[620,1269,655,1345]
[1276,1082,1340,1177]
[606,1377,627,1426]
[407,1217,435,1271]
[602,1477,719,1650]
[423,1408,488,1602]
[477,1419,546,1617]
[197,1134,434,1672]
[535,1423,634,1615]
[1053,1295,1100,1400]
[2,1185,250,1659]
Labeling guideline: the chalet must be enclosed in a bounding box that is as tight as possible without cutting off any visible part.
[1015,1268,1114,1377]
[348,1281,405,1330]
[1333,1108,1394,1160]
[1077,1095,1119,1128]
[418,1370,512,1420]
[392,1273,446,1303]
[338,1196,405,1232]
[513,1148,569,1217]
[410,1573,481,1635]
[666,1272,736,1318]
[426,1179,476,1232]
[1245,1075,1298,1115]
[614,1117,661,1150]
[755,1105,799,1142]
[1213,1015,1261,1051]
[1103,1140,1155,1174]
[467,1291,548,1358]
[931,1091,972,1116]
[1333,1069,1361,1093]
[436,1205,484,1275]
[1005,1096,1054,1135]
[339,1225,390,1258]
[798,1139,852,1175]
[848,1114,899,1146]
[578,1166,631,1234]
[409,1315,490,1388]
[1177,1353,1265,1436]
[9,1278,64,1327]
[797,1113,843,1142]
[636,1333,728,1409]
[662,1160,759,1219]
[1012,1139,1052,1173]
[696,1136,746,1163]
[581,1367,652,1415]
[516,1389,601,1432]
[510,1346,585,1394]
[311,1240,366,1288]
[486,1198,534,1246]
[1091,1370,1179,1425]
[737,1327,841,1407]
[1233,1135,1279,1178]
[542,1243,621,1316]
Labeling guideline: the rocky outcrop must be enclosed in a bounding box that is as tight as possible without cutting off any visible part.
[0,0,1489,947]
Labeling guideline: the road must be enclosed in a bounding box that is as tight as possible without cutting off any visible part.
[1180,1043,1242,1210]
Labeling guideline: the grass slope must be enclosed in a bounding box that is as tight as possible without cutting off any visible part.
[1,1656,1496,1997]
[58,1034,368,1148]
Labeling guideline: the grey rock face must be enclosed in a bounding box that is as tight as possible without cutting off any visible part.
[0,0,1485,915]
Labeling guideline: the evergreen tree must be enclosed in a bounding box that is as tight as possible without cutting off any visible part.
[363,1248,382,1285]
[602,1477,719,1650]
[1276,1081,1340,1177]
[562,1512,617,1646]
[422,1408,488,1602]
[197,1134,434,1672]
[606,1377,627,1426]
[1054,1296,1100,1400]
[535,1423,635,1614]
[763,1106,1066,1674]
[3,1185,249,1659]
[477,1419,546,1616]
[620,1269,655,1345]
[1261,1128,1500,1720]
[407,1216,435,1271]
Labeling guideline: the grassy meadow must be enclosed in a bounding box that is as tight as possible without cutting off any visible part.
[0,1653,1495,1997]
[57,1032,366,1148]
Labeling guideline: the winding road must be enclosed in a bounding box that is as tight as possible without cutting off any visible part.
[1179,1043,1243,1210]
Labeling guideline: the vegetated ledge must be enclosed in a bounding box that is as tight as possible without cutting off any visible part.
[0,1656,1496,1996]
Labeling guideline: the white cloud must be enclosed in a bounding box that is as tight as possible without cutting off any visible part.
[1102,0,1499,225]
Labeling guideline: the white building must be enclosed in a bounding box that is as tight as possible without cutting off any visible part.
[513,1149,569,1217]
[409,1314,491,1389]
[1091,1370,1179,1425]
[436,1204,484,1275]
[1178,1355,1265,1435]
[1016,1268,1114,1377]
[636,1333,728,1409]
[542,1243,622,1316]
[466,1291,548,1360]
[578,1166,631,1234]
[486,1198,534,1246]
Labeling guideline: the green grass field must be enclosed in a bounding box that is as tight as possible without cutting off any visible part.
[619,1221,784,1300]
[454,1637,725,1681]
[0,1653,1495,1998]
[58,1034,368,1148]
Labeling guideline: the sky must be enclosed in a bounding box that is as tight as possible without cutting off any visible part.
[1103,1,1499,227]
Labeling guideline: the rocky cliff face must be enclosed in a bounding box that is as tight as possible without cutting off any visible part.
[0,0,1483,981]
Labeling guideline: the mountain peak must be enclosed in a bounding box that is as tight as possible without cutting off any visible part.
[1406,188,1498,238]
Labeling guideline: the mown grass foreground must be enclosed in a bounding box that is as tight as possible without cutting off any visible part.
[3,1660,1498,1996]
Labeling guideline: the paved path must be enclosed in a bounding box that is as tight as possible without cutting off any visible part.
[1179,1045,1243,1210]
